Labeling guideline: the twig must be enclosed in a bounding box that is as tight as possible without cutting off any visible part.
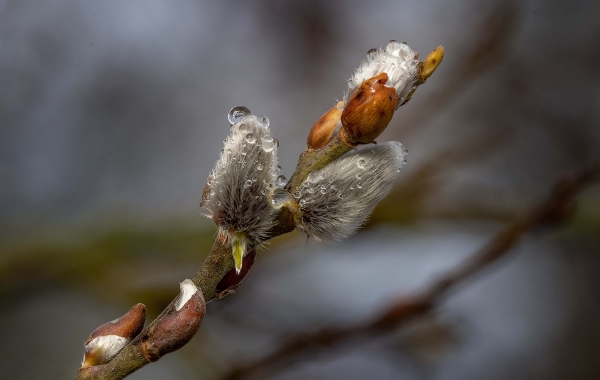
[74,39,445,380]
[218,166,599,380]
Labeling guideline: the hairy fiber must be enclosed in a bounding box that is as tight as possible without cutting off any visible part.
[345,40,420,107]
[202,113,280,247]
[295,141,406,242]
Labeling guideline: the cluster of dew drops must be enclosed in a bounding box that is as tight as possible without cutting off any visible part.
[293,144,408,209]
[354,39,418,108]
[202,106,289,208]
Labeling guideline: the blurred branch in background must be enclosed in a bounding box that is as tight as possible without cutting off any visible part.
[219,165,598,380]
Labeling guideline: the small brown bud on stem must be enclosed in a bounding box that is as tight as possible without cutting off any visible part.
[341,73,399,145]
[141,280,206,362]
[214,250,257,299]
[82,304,146,367]
[307,101,344,149]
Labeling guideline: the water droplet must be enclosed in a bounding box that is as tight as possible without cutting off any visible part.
[347,79,353,87]
[299,199,306,207]
[271,188,291,206]
[238,122,250,133]
[226,148,232,154]
[276,175,287,188]
[397,168,401,172]
[403,149,408,155]
[350,185,355,190]
[338,193,343,199]
[356,183,362,189]
[216,201,222,206]
[261,189,266,195]
[320,186,327,194]
[245,133,256,144]
[293,191,301,199]
[399,43,410,59]
[385,40,402,56]
[367,48,377,60]
[356,173,362,180]
[259,116,270,128]
[277,165,281,171]
[330,184,337,191]
[220,148,224,155]
[251,177,257,182]
[403,159,407,165]
[357,159,366,169]
[262,136,276,152]
[209,189,215,196]
[257,163,264,171]
[244,180,252,188]
[302,180,309,188]
[207,178,213,185]
[228,106,251,125]
[307,169,327,183]
[306,187,315,194]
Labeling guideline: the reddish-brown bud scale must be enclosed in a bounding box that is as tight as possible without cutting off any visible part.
[307,101,344,149]
[214,249,256,299]
[85,304,146,344]
[82,303,146,367]
[341,72,399,145]
[141,286,206,361]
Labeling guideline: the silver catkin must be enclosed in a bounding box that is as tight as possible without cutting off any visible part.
[202,114,280,247]
[345,40,420,108]
[295,141,406,242]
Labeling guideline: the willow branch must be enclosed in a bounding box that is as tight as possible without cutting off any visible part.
[74,40,444,380]
[219,166,599,380]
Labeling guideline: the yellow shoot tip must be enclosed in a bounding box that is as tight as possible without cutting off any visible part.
[421,45,444,80]
[232,236,245,274]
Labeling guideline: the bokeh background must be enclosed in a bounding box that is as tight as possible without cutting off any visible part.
[1,0,600,379]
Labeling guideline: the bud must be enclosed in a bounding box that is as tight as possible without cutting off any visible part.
[215,250,257,299]
[402,45,445,106]
[420,45,444,81]
[82,303,146,367]
[341,73,399,145]
[307,102,344,149]
[339,40,422,145]
[203,107,281,273]
[296,141,407,241]
[141,280,206,362]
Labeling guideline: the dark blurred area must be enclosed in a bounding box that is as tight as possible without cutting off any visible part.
[1,0,600,379]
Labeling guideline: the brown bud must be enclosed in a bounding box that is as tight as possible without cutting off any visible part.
[141,280,206,362]
[341,72,399,145]
[82,303,146,367]
[307,101,344,149]
[215,249,256,299]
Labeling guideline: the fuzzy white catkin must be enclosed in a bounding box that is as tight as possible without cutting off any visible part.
[345,40,420,107]
[296,141,406,242]
[202,113,280,247]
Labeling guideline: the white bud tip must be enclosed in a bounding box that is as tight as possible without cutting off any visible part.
[82,335,130,367]
[175,279,198,311]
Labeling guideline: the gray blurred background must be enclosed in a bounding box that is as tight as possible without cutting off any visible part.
[1,0,600,379]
